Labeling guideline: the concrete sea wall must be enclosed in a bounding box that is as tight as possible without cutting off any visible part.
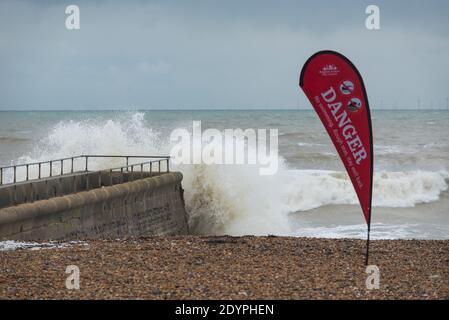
[0,172,188,241]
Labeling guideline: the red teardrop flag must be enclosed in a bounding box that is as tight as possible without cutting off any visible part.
[299,51,373,228]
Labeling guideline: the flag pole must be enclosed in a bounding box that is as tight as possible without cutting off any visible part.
[365,224,371,265]
[365,206,372,266]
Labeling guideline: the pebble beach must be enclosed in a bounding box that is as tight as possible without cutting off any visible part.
[0,236,447,300]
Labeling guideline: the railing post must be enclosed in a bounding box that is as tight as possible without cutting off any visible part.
[0,155,170,186]
[109,169,113,185]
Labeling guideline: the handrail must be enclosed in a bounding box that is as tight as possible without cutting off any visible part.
[81,155,170,159]
[0,155,170,186]
[0,156,84,170]
[92,158,170,190]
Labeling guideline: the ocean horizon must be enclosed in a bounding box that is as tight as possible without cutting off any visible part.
[1,109,448,240]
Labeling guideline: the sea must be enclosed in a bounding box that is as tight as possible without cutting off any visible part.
[0,110,448,240]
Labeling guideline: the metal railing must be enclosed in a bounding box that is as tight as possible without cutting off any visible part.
[0,155,170,186]
[95,158,170,190]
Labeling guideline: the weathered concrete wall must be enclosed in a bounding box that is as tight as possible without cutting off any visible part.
[0,171,158,210]
[0,172,188,241]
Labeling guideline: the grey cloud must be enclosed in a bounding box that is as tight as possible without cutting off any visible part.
[0,0,448,109]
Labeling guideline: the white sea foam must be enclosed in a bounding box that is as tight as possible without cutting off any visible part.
[374,144,412,155]
[0,240,88,251]
[11,112,449,237]
[297,142,327,147]
[293,223,423,240]
[284,169,449,211]
[17,112,162,171]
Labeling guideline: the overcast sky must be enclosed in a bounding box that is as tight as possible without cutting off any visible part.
[0,0,448,110]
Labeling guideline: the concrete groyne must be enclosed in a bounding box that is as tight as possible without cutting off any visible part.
[0,171,189,241]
